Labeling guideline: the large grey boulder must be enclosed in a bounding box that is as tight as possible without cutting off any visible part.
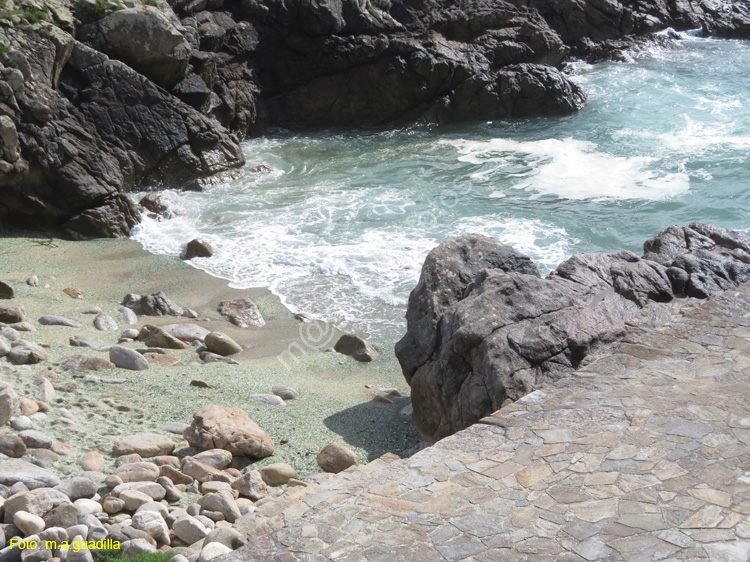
[0,459,61,489]
[396,224,750,440]
[98,7,190,88]
[109,346,149,371]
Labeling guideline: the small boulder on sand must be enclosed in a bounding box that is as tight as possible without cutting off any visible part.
[80,452,104,472]
[184,404,274,458]
[109,346,149,371]
[204,332,242,356]
[137,325,188,349]
[0,280,14,298]
[8,340,48,365]
[217,298,265,328]
[334,334,379,362]
[317,443,358,473]
[259,463,298,485]
[113,433,175,458]
[93,314,118,331]
[0,303,25,323]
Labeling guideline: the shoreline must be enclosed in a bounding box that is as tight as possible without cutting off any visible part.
[0,233,420,480]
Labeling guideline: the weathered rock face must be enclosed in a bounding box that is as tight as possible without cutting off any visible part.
[504,0,750,50]
[0,20,243,238]
[97,7,191,88]
[397,223,750,441]
[1,0,748,237]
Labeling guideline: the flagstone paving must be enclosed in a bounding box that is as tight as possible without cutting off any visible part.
[223,284,750,561]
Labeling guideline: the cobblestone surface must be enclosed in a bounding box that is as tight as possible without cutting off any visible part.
[223,284,750,561]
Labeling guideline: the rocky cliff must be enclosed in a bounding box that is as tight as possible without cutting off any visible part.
[395,222,750,441]
[0,0,748,237]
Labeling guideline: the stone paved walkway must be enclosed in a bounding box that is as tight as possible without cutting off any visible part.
[223,283,750,561]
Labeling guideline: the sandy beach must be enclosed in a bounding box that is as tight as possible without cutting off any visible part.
[0,233,419,481]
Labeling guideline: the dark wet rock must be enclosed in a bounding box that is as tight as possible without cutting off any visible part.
[217,299,264,328]
[334,335,379,362]
[96,7,191,89]
[0,23,243,239]
[397,223,750,440]
[184,239,214,260]
[138,194,186,219]
[0,281,14,299]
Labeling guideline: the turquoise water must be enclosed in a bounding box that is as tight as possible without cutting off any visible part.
[132,34,750,341]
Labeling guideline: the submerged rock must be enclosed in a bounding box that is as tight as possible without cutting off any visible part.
[184,239,214,260]
[397,223,750,440]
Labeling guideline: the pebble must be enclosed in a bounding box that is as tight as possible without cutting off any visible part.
[26,276,39,287]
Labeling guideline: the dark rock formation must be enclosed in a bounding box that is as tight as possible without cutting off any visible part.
[1,0,748,236]
[0,9,243,239]
[396,223,750,441]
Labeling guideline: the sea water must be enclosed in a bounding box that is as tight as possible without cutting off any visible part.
[132,34,750,342]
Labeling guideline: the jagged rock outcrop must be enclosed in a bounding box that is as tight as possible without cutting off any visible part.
[505,0,750,52]
[0,2,244,238]
[396,223,750,441]
[1,0,749,236]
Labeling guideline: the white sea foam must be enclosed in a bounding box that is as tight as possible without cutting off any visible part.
[443,138,690,200]
[450,217,573,275]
